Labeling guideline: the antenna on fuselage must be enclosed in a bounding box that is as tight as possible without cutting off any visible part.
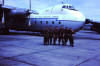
[28,0,31,26]
[2,0,4,5]
[0,0,4,5]
[29,0,31,11]
[61,0,64,4]
[62,1,64,4]
[1,0,5,24]
[61,0,64,11]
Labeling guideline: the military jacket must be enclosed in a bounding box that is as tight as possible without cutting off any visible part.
[58,29,64,37]
[44,30,49,37]
[53,29,58,38]
[49,29,53,37]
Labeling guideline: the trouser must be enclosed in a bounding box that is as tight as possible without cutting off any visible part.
[53,37,57,45]
[64,36,68,45]
[69,36,74,47]
[58,37,64,45]
[44,37,49,45]
[49,37,52,45]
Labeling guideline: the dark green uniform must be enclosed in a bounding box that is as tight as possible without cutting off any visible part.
[58,27,64,45]
[44,27,49,45]
[53,27,58,45]
[64,28,69,46]
[68,28,74,47]
[48,28,53,45]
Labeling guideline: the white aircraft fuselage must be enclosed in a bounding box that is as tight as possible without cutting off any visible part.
[29,4,85,32]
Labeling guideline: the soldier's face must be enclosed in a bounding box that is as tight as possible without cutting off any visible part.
[70,28,72,30]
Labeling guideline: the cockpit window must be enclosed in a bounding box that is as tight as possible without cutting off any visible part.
[62,5,66,8]
[62,5,76,10]
[69,6,75,10]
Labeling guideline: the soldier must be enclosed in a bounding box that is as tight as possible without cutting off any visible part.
[43,26,49,45]
[48,26,53,45]
[64,27,69,46]
[58,26,64,45]
[68,28,74,47]
[53,26,58,45]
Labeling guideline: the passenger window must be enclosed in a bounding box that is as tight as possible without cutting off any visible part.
[69,6,71,9]
[52,21,54,24]
[40,21,42,24]
[62,5,66,8]
[46,21,48,24]
[59,21,61,24]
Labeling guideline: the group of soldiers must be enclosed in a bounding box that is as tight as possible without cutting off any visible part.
[43,26,74,47]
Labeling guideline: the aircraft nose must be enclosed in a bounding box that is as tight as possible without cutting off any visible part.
[73,11,85,21]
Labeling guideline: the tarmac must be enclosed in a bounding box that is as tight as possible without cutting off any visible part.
[0,30,100,66]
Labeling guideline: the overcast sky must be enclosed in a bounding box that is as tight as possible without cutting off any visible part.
[1,0,100,21]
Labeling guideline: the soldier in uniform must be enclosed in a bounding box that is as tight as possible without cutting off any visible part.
[64,27,69,46]
[53,26,58,45]
[43,26,49,45]
[48,26,53,45]
[58,26,64,45]
[68,28,74,47]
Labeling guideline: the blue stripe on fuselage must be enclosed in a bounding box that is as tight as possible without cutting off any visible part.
[30,18,83,22]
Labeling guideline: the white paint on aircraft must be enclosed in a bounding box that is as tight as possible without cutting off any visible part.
[28,4,85,31]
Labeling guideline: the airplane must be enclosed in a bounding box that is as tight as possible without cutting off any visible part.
[30,4,86,32]
[0,3,86,34]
